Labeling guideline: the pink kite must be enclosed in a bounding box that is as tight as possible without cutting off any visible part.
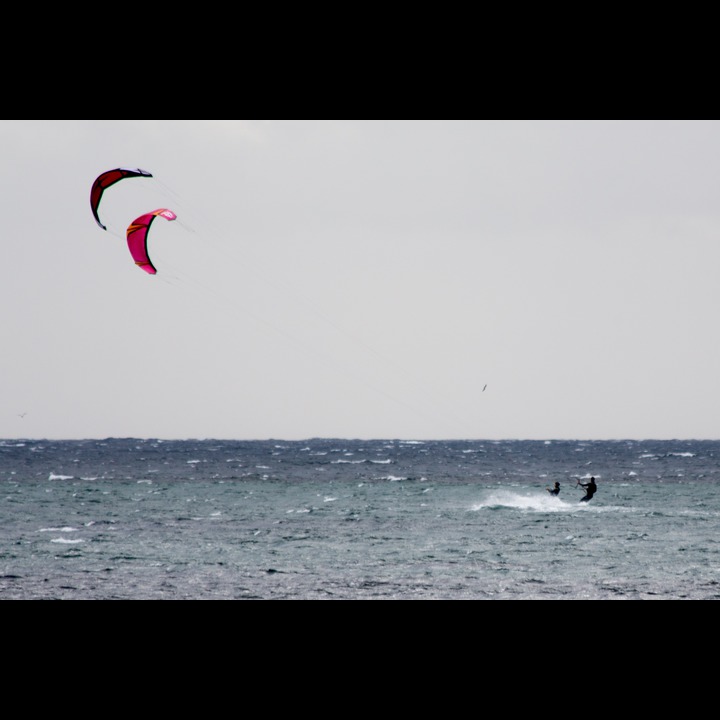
[126,209,177,275]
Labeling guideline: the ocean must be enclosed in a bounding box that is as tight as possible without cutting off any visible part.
[1,437,719,600]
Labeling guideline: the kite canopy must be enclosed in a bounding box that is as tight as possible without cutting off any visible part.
[126,209,177,275]
[90,168,153,230]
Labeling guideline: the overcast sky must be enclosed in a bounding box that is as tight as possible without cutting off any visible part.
[2,120,720,441]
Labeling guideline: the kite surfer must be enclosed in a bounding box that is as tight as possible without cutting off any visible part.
[546,481,560,496]
[577,477,597,503]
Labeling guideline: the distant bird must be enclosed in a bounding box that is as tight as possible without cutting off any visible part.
[482,385,487,392]
[18,413,27,419]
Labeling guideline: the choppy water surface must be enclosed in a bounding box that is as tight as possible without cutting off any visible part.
[1,438,719,599]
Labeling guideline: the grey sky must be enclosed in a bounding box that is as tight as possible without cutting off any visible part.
[2,120,719,440]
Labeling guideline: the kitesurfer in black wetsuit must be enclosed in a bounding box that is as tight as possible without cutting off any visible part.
[578,477,597,502]
[546,481,560,496]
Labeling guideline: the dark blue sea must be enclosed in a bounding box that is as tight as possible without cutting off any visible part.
[2,438,719,600]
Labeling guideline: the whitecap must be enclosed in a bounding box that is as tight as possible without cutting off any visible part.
[51,537,84,544]
[48,473,73,480]
[40,526,76,533]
